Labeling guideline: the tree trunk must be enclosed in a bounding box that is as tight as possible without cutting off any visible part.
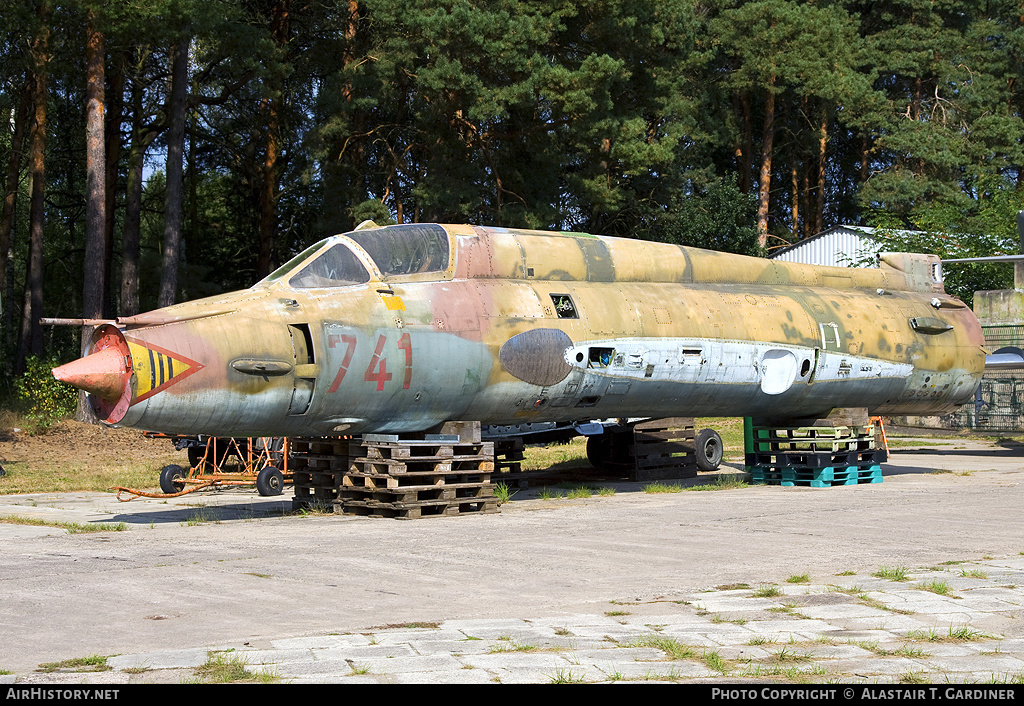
[121,48,160,318]
[104,53,125,319]
[813,113,827,235]
[756,82,776,249]
[16,8,49,375]
[0,74,32,338]
[158,34,188,309]
[83,12,106,322]
[257,0,291,279]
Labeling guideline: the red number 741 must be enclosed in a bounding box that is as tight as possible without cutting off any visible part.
[328,333,411,392]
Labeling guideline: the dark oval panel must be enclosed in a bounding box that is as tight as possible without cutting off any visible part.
[498,329,574,387]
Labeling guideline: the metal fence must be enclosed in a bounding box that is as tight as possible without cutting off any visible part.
[943,324,1024,432]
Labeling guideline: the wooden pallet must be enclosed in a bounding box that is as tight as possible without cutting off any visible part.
[335,435,497,518]
[493,437,525,475]
[629,417,697,481]
[290,437,350,509]
[338,497,499,520]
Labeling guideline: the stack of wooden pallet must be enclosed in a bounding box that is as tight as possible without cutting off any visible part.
[629,417,697,481]
[745,422,886,487]
[290,437,349,510]
[339,435,498,519]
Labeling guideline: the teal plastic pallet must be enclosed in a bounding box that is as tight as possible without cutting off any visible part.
[749,463,883,487]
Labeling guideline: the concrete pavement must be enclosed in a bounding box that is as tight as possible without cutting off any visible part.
[2,437,1023,684]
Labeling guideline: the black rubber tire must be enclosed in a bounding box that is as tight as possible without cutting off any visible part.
[586,430,633,472]
[159,464,188,494]
[256,466,284,497]
[695,429,724,472]
[586,434,608,469]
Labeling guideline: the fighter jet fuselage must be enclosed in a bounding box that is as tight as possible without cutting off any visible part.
[54,223,985,437]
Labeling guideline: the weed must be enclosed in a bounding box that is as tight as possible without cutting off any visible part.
[702,650,729,673]
[643,481,684,493]
[182,508,214,526]
[835,570,857,576]
[828,584,862,594]
[494,481,517,504]
[772,646,811,663]
[753,584,783,598]
[0,516,127,534]
[566,485,594,499]
[906,625,991,643]
[627,634,694,661]
[916,580,952,595]
[716,583,751,591]
[961,568,988,579]
[490,638,537,653]
[872,565,910,582]
[686,475,748,491]
[787,574,811,584]
[639,667,686,681]
[596,486,616,496]
[294,501,333,516]
[37,655,110,673]
[899,671,928,684]
[538,487,561,500]
[548,668,585,683]
[605,610,630,617]
[13,356,78,429]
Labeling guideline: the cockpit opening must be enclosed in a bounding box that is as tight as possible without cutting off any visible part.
[289,243,370,288]
[348,224,450,277]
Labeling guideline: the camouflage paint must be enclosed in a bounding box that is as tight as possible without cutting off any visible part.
[55,224,984,438]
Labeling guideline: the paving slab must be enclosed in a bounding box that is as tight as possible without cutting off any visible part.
[4,439,1024,683]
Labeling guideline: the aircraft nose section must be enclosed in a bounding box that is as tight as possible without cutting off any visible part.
[52,324,133,423]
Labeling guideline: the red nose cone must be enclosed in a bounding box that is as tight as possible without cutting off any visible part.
[52,324,133,423]
[53,346,129,403]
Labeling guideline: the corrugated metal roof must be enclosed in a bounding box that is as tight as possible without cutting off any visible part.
[770,225,894,268]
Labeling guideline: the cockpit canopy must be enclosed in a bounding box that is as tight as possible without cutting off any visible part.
[260,223,451,289]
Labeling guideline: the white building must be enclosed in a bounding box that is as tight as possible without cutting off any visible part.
[769,225,894,267]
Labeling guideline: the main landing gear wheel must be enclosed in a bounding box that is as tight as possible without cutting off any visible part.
[256,466,284,497]
[586,431,632,472]
[159,464,188,494]
[695,429,723,471]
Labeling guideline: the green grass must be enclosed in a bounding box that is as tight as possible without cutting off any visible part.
[0,515,127,534]
[906,625,993,643]
[786,573,811,584]
[702,650,729,673]
[872,565,911,582]
[191,652,278,683]
[642,481,685,493]
[521,438,590,472]
[489,637,538,653]
[548,668,586,683]
[686,475,748,491]
[752,584,783,598]
[566,485,594,499]
[627,634,695,661]
[37,655,110,673]
[961,568,988,579]
[494,481,517,504]
[916,580,952,595]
